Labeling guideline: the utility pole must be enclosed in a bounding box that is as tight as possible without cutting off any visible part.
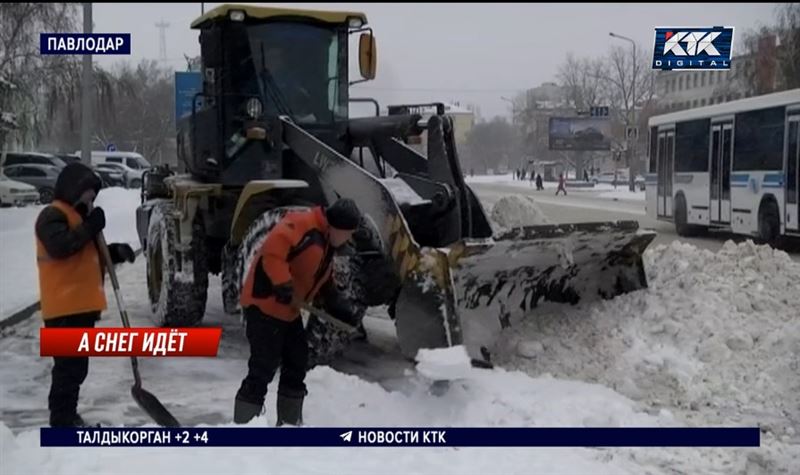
[80,3,93,165]
[609,32,638,191]
[155,20,170,62]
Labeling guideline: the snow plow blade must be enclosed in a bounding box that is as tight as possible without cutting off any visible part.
[394,221,656,360]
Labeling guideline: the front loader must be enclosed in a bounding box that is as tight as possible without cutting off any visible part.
[136,4,656,367]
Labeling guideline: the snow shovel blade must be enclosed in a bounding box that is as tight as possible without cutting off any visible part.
[448,220,656,356]
[131,385,180,428]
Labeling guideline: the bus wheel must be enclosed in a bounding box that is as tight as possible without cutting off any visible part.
[758,199,780,247]
[674,195,692,237]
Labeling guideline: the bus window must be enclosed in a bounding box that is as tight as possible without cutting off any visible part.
[733,106,785,171]
[675,119,710,172]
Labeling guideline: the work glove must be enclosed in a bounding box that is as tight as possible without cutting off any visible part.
[85,207,106,235]
[108,243,136,264]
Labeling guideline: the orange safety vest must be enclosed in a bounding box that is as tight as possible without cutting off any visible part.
[36,200,107,320]
[240,207,333,321]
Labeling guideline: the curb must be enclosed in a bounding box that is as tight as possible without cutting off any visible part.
[0,248,143,330]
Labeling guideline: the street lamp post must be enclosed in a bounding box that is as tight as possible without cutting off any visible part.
[609,31,637,191]
[501,96,521,174]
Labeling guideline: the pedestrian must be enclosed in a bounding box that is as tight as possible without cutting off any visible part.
[584,170,589,182]
[536,173,544,191]
[36,163,136,428]
[529,170,535,187]
[555,173,568,196]
[234,198,361,426]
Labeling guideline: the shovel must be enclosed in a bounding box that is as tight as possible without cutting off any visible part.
[96,232,180,428]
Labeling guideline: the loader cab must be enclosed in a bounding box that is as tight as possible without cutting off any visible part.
[182,5,374,186]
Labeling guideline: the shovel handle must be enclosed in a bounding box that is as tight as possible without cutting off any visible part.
[95,232,142,387]
[301,303,359,333]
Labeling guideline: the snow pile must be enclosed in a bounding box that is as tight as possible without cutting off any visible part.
[0,187,140,317]
[489,194,550,230]
[496,240,800,471]
[1,364,675,475]
[415,345,472,380]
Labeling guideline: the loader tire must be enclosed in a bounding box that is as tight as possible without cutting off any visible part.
[307,254,369,368]
[146,202,208,327]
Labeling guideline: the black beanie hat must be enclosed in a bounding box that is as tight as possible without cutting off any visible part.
[325,198,361,230]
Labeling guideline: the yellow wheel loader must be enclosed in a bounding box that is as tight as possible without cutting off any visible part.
[135,4,656,368]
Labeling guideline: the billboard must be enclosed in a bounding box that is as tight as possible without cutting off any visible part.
[174,71,203,126]
[549,117,612,151]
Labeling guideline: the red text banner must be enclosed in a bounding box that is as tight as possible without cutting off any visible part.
[40,328,222,357]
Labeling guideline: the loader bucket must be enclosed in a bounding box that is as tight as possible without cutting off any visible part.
[393,221,656,360]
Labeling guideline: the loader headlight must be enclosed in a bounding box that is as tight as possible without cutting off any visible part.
[229,10,245,22]
[348,17,364,29]
[246,97,262,119]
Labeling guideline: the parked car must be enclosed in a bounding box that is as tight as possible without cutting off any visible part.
[93,163,127,188]
[0,170,40,206]
[1,151,67,169]
[2,164,60,203]
[77,151,151,188]
[52,153,81,164]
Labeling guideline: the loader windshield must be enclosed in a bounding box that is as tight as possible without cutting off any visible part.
[243,22,346,125]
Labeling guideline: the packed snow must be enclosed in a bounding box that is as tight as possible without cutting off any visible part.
[0,188,141,317]
[495,240,800,472]
[489,194,550,230]
[414,345,473,380]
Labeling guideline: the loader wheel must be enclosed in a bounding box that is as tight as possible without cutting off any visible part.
[306,254,369,368]
[146,202,208,327]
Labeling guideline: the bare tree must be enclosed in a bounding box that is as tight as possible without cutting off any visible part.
[558,54,607,111]
[776,3,800,89]
[0,3,80,149]
[600,44,656,189]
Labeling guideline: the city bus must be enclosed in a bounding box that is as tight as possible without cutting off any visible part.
[646,89,800,244]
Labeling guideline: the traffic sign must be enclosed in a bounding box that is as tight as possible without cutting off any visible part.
[626,126,639,141]
[106,143,116,152]
[590,106,609,117]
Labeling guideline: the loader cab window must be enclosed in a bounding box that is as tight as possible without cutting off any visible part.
[239,22,347,125]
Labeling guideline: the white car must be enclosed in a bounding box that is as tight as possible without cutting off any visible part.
[78,151,152,188]
[0,171,40,206]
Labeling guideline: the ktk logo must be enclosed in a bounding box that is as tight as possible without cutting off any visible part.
[663,31,721,56]
[652,27,733,70]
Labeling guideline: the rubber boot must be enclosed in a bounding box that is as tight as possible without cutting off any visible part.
[234,396,263,424]
[276,389,305,427]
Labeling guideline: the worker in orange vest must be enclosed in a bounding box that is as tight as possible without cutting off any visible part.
[36,162,136,427]
[235,198,361,426]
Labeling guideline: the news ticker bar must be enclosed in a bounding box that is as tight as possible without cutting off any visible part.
[41,427,760,448]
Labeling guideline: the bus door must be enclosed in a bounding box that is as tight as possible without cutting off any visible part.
[657,129,674,218]
[710,122,733,224]
[786,112,800,232]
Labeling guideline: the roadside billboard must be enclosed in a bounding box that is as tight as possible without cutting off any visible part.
[549,117,612,151]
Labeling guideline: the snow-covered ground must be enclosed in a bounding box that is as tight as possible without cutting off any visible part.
[1,191,798,473]
[0,188,141,317]
[466,174,645,201]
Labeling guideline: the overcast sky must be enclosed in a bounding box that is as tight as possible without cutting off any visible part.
[92,2,779,119]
